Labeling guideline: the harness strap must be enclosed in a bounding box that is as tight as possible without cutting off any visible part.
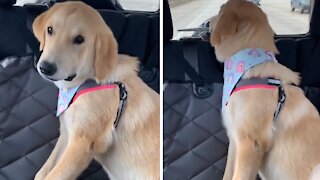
[234,78,286,121]
[74,80,127,128]
[273,81,286,121]
[235,78,275,88]
[114,82,127,128]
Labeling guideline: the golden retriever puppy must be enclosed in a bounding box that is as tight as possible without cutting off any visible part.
[210,0,320,180]
[33,1,159,180]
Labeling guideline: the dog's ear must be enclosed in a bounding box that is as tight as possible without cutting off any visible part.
[211,10,240,46]
[94,32,118,82]
[32,11,50,50]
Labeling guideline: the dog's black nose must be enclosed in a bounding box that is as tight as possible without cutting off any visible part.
[39,61,57,76]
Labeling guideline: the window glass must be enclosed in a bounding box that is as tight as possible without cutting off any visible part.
[170,0,311,40]
[118,0,159,11]
[15,0,38,6]
[15,0,160,12]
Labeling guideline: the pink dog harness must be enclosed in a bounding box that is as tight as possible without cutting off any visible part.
[56,80,127,128]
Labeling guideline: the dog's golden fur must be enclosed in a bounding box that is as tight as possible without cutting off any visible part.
[33,2,159,180]
[210,0,320,180]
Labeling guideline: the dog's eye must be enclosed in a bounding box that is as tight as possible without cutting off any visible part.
[73,35,84,44]
[47,26,53,35]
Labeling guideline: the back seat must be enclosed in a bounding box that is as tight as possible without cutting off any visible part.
[297,37,320,111]
[164,40,223,84]
[275,38,299,72]
[0,3,156,70]
[297,37,320,86]
[163,1,228,179]
[0,0,40,59]
[164,40,227,180]
[0,1,159,179]
[100,10,159,91]
[140,14,160,92]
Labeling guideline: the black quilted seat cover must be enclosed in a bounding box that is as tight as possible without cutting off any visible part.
[0,55,58,179]
[0,56,108,179]
[164,83,228,180]
[163,40,227,180]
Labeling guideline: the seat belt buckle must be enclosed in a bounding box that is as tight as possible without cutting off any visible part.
[192,83,213,99]
[278,86,286,103]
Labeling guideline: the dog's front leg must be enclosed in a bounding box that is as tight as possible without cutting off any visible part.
[35,124,68,180]
[232,137,264,180]
[223,139,236,180]
[44,134,93,180]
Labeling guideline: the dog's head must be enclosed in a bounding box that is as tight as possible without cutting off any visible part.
[33,1,118,88]
[210,0,278,62]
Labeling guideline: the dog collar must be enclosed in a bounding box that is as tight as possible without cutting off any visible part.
[223,48,277,106]
[56,80,127,128]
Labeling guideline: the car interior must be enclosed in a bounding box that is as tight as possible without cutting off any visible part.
[163,0,320,179]
[1,0,320,179]
[0,0,159,179]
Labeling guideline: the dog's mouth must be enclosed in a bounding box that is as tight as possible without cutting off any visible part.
[44,74,77,82]
[64,74,77,81]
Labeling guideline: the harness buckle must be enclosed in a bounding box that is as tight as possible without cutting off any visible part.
[278,86,286,103]
[115,82,128,101]
[271,79,286,121]
[114,82,128,128]
[267,78,281,86]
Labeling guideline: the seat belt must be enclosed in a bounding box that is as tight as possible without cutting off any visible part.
[175,42,204,86]
[181,40,213,98]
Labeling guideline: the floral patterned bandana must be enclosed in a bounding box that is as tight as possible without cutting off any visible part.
[56,85,80,117]
[222,48,277,107]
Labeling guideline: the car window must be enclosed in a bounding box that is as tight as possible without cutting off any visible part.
[15,0,38,6]
[118,0,159,12]
[15,0,160,12]
[170,0,312,40]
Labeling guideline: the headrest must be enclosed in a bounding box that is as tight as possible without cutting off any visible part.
[0,0,16,6]
[164,0,173,43]
[55,0,116,10]
[82,0,116,10]
[164,40,223,83]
